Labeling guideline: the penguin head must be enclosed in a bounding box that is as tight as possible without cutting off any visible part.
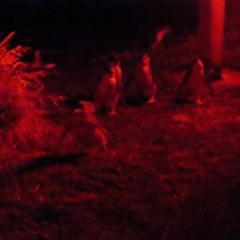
[138,53,150,66]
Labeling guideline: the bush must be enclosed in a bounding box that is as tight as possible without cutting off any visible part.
[0,32,106,167]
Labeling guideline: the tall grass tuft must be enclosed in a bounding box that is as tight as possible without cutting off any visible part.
[0,32,105,168]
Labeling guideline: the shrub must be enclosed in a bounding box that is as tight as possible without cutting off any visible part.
[0,32,106,167]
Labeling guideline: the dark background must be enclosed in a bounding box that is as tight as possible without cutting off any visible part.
[0,1,198,52]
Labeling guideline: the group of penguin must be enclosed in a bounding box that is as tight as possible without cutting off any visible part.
[93,54,215,115]
[90,26,217,116]
[92,27,174,115]
[93,51,157,115]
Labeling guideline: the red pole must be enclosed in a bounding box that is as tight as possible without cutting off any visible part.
[198,0,225,80]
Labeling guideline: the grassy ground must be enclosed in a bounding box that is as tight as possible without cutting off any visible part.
[1,1,240,240]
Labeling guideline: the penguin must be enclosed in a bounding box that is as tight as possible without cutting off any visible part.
[94,52,123,115]
[106,52,123,102]
[94,67,119,115]
[134,53,157,103]
[176,57,214,105]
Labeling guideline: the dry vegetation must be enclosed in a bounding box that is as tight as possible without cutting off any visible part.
[1,1,240,240]
[0,31,107,170]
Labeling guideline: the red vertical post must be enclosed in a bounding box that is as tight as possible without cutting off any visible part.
[198,0,225,80]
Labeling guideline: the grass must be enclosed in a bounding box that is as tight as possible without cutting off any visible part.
[1,1,240,239]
